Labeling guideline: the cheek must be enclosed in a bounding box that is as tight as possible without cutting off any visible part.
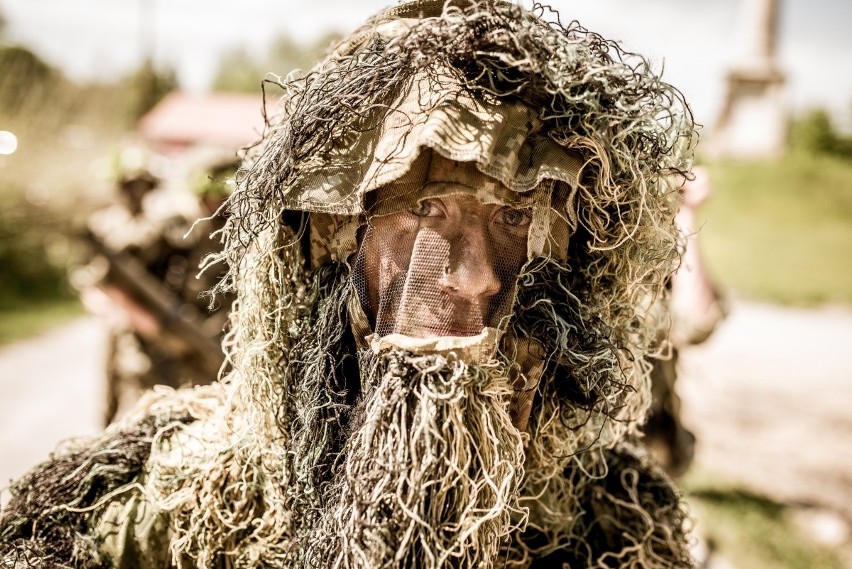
[484,230,528,324]
[490,229,529,276]
[360,215,419,315]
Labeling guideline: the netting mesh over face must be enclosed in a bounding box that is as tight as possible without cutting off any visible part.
[357,214,522,338]
[352,156,540,346]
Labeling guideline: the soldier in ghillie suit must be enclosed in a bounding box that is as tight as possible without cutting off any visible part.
[1,1,698,567]
[74,153,236,425]
[644,167,727,478]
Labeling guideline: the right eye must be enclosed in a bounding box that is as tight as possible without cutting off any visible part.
[409,199,442,218]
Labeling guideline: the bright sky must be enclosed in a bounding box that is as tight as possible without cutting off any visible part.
[2,0,851,127]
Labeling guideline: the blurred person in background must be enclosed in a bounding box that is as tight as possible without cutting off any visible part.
[644,166,728,477]
[1,2,701,566]
[71,147,235,425]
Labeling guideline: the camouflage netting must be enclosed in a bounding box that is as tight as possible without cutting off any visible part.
[1,1,697,567]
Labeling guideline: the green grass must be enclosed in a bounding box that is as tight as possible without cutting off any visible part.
[0,298,85,346]
[700,154,852,305]
[682,471,846,569]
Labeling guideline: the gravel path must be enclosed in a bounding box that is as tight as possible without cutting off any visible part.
[0,316,104,490]
[679,300,852,520]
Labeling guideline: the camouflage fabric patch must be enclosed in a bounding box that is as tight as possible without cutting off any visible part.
[310,212,360,266]
[282,67,583,216]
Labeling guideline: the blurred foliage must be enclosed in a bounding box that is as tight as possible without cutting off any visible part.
[700,153,852,305]
[683,471,845,569]
[0,45,59,117]
[0,191,76,310]
[212,33,340,92]
[0,44,169,324]
[0,299,83,345]
[0,45,142,135]
[122,59,178,121]
[789,108,852,160]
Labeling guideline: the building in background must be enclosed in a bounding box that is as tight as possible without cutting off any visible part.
[138,91,267,155]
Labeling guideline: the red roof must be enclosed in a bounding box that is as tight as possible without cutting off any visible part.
[138,91,271,152]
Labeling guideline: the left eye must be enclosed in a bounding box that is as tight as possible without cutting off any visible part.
[409,199,441,217]
[498,206,532,228]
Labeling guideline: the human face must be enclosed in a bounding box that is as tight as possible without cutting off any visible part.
[357,166,531,339]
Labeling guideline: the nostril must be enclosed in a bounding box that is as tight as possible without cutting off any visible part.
[438,226,502,300]
[438,273,459,295]
[439,262,501,300]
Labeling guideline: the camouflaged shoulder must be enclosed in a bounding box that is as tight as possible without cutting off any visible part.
[528,440,695,568]
[0,413,192,568]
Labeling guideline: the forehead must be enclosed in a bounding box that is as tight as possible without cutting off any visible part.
[309,150,572,266]
[367,151,545,217]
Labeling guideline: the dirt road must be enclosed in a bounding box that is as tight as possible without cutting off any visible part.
[0,317,104,489]
[1,301,851,542]
[679,300,852,521]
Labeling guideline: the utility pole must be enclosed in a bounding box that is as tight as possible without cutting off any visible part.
[139,0,156,67]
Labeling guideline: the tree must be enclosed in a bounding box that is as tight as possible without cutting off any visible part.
[0,45,56,114]
[790,108,852,160]
[212,33,340,93]
[123,59,178,121]
[211,48,264,93]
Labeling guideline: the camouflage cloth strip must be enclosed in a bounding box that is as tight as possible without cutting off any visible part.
[284,66,584,216]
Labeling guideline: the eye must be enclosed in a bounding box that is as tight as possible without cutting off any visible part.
[497,206,532,228]
[409,199,442,218]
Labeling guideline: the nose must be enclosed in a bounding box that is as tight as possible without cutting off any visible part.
[438,224,501,301]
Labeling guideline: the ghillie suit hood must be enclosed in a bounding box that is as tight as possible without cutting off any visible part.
[1,1,696,568]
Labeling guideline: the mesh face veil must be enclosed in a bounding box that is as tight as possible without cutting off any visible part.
[346,152,568,357]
